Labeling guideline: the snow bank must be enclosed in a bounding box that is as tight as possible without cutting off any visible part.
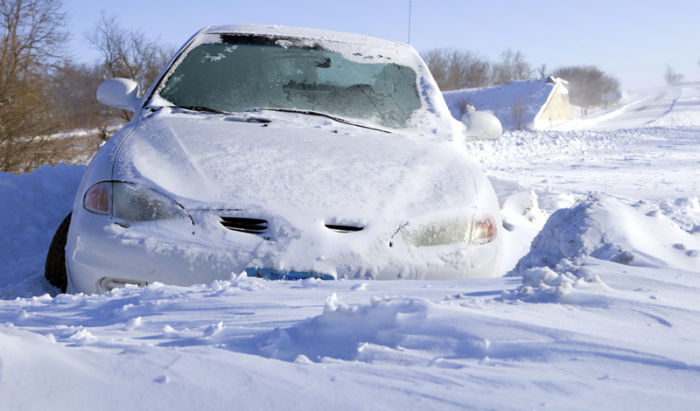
[0,164,85,298]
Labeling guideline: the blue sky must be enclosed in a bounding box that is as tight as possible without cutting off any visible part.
[65,0,699,90]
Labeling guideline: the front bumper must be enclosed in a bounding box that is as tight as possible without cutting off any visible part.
[65,208,503,294]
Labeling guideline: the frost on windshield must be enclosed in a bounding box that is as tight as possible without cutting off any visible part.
[158,39,421,129]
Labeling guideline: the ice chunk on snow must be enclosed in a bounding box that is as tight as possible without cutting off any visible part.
[210,280,223,292]
[673,196,700,211]
[502,189,547,228]
[202,321,224,339]
[68,329,96,344]
[293,354,313,364]
[324,293,342,312]
[229,272,266,291]
[351,282,368,291]
[502,265,611,303]
[154,375,169,384]
[522,267,564,287]
[301,278,321,288]
[125,317,142,331]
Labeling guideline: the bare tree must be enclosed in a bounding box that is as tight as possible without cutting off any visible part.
[0,7,178,173]
[664,64,684,85]
[491,49,532,86]
[51,61,106,131]
[510,98,529,130]
[85,12,174,121]
[536,63,548,79]
[421,48,490,91]
[552,65,620,109]
[0,0,70,173]
[422,48,535,90]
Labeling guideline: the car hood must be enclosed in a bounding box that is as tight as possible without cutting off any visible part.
[113,110,487,226]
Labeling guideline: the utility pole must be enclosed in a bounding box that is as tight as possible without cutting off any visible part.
[408,1,412,44]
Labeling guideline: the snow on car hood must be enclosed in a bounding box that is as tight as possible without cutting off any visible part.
[113,109,486,227]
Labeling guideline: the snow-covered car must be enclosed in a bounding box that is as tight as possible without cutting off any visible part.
[44,25,503,294]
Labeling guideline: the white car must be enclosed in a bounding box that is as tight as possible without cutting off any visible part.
[44,25,503,294]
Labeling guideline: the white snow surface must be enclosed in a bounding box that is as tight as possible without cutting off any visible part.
[2,85,700,409]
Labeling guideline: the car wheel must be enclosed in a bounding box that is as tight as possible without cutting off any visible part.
[44,213,72,293]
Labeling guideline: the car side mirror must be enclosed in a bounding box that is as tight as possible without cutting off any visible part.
[96,78,142,112]
[461,111,502,140]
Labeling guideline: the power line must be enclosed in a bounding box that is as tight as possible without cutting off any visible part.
[408,1,412,45]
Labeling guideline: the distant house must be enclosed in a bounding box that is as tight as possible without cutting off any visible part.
[442,77,570,130]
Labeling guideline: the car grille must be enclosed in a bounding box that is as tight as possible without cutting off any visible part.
[220,217,268,234]
[325,224,363,233]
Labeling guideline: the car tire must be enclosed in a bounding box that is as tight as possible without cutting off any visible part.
[44,213,72,293]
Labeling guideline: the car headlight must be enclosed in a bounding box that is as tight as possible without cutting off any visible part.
[84,181,189,223]
[402,218,472,247]
[402,214,496,247]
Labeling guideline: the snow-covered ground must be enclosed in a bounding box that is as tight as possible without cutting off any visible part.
[554,85,688,132]
[1,85,699,409]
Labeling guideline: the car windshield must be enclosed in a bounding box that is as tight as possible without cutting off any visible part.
[157,37,422,129]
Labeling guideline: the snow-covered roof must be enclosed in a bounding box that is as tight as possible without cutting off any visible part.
[202,24,406,51]
[442,78,566,130]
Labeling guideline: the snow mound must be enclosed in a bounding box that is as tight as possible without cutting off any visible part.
[489,177,577,275]
[512,195,700,275]
[232,292,569,365]
[256,293,438,362]
[502,194,700,303]
[500,265,611,304]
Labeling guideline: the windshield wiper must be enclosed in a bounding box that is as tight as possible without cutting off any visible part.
[252,108,391,134]
[175,105,229,114]
[171,106,271,123]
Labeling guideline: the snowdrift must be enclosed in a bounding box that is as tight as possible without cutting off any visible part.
[504,195,700,304]
[0,164,85,298]
[513,195,700,274]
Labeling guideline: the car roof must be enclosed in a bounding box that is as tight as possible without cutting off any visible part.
[202,24,405,50]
